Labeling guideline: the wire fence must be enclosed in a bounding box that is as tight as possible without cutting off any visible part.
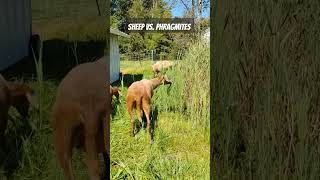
[120,50,184,62]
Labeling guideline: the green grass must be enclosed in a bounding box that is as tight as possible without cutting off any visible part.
[0,40,210,179]
[0,79,108,180]
[111,41,210,179]
[212,0,320,179]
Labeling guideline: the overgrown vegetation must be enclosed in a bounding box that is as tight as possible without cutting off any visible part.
[212,0,320,179]
[111,40,210,179]
[153,40,210,127]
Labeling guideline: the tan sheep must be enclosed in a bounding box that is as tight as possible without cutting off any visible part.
[151,60,174,77]
[126,75,172,144]
[0,74,37,146]
[52,57,110,180]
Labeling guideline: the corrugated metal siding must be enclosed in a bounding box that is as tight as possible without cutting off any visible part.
[110,35,120,83]
[32,0,106,20]
[0,0,31,70]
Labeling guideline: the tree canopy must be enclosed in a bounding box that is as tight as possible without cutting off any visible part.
[111,0,209,60]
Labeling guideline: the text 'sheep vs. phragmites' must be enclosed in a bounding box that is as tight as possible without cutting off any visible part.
[155,23,191,30]
[127,23,192,31]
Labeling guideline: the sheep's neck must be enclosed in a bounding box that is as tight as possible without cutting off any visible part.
[149,78,163,90]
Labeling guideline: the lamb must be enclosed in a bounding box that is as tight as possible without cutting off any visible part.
[52,56,110,180]
[0,74,38,146]
[151,60,174,77]
[126,75,172,144]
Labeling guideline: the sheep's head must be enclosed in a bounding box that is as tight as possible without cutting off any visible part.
[109,85,121,102]
[7,82,38,117]
[111,86,121,99]
[160,75,172,85]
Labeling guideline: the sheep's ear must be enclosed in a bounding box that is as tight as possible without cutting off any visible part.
[26,91,39,109]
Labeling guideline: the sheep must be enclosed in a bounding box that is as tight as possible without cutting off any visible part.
[109,85,121,101]
[151,60,174,77]
[52,56,110,180]
[126,75,172,144]
[0,74,38,146]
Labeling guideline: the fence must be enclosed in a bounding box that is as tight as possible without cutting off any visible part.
[120,50,184,62]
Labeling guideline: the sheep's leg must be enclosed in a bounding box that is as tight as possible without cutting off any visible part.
[142,99,153,144]
[53,127,74,180]
[136,100,143,129]
[85,134,100,180]
[126,101,135,136]
[0,109,8,146]
[84,115,100,180]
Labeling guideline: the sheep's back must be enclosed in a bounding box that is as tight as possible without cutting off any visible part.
[54,57,109,114]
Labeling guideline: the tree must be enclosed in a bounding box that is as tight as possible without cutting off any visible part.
[129,0,145,17]
[111,0,133,31]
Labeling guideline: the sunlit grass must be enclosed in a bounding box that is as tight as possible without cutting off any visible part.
[111,41,210,179]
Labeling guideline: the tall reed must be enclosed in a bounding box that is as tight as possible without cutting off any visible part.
[154,39,210,128]
[212,0,320,179]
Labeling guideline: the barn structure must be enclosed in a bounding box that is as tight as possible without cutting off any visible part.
[110,28,129,83]
[0,0,32,71]
[0,1,127,84]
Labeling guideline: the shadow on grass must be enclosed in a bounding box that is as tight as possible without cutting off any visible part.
[111,99,121,118]
[0,38,106,81]
[117,74,144,88]
[0,38,106,177]
[0,115,33,177]
[134,105,159,141]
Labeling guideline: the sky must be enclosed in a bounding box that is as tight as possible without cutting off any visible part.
[165,0,210,18]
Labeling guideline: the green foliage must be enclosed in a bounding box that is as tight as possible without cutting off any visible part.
[128,0,145,18]
[114,0,186,59]
[111,0,133,30]
[213,0,320,179]
[153,39,210,127]
[111,41,210,178]
[111,15,119,29]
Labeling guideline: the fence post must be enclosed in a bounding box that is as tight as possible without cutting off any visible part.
[151,49,154,64]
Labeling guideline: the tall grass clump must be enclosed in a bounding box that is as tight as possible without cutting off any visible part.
[9,43,52,179]
[153,39,210,128]
[212,0,320,179]
[6,42,89,180]
[111,42,210,179]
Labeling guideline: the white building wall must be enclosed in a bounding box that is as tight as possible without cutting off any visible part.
[110,34,120,83]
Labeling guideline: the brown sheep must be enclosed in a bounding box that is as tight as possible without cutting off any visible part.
[151,60,174,77]
[52,57,110,180]
[0,74,38,146]
[109,85,121,101]
[126,75,172,144]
